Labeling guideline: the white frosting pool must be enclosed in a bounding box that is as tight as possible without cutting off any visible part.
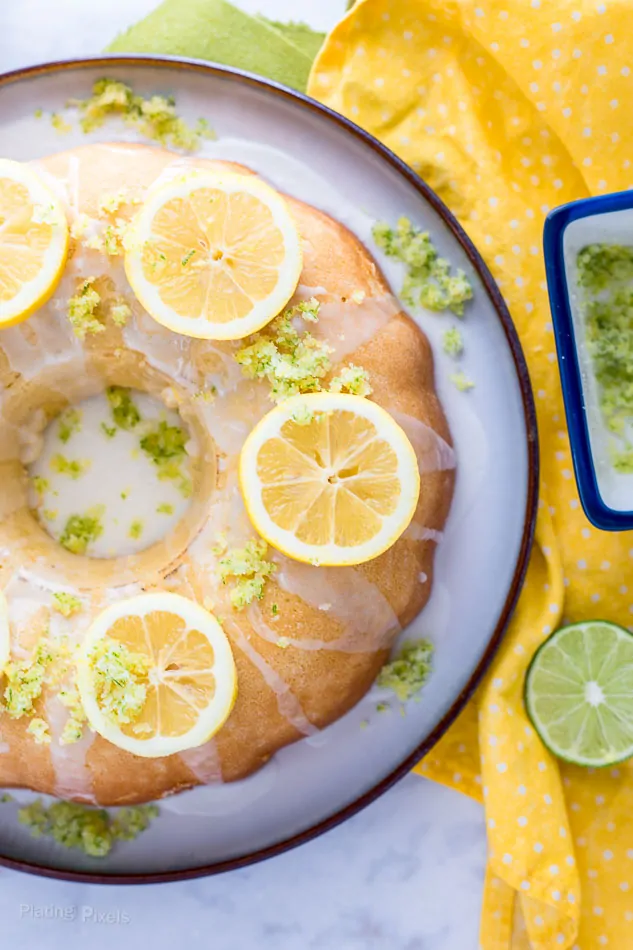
[28,391,194,559]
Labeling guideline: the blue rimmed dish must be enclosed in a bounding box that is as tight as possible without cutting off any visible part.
[545,191,633,531]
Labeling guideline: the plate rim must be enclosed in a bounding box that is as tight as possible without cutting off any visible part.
[0,54,539,885]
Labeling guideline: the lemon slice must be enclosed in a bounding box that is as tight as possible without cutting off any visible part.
[0,159,69,327]
[124,171,302,340]
[239,393,421,566]
[0,591,10,676]
[76,592,237,758]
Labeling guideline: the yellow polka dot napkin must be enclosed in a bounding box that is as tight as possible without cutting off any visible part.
[310,2,633,947]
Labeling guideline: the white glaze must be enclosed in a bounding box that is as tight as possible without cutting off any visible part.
[28,391,193,558]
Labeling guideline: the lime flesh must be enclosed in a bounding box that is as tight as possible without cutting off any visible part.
[525,621,633,767]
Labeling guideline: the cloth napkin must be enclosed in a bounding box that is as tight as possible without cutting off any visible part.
[110,0,633,946]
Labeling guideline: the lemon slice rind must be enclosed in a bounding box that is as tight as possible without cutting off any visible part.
[124,170,303,341]
[239,393,421,567]
[76,592,237,759]
[0,158,69,327]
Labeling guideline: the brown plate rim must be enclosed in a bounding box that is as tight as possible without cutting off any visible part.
[0,54,539,885]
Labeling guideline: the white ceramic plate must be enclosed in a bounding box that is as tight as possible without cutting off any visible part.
[0,57,537,882]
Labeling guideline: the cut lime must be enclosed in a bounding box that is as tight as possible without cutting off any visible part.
[524,621,633,768]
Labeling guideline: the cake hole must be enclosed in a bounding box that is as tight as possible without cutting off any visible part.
[27,388,195,559]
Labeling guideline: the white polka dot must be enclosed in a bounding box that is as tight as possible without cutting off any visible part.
[556,937,565,946]
[502,852,513,865]
[538,761,547,771]
[604,850,614,861]
[544,793,553,805]
[497,762,508,773]
[571,10,582,21]
[550,864,560,874]
[520,880,530,890]
[534,915,544,926]
[552,889,561,901]
[621,882,630,892]
[403,30,413,40]
[563,107,572,117]
[488,817,495,829]
[518,816,528,827]
[591,593,601,603]
[518,784,526,795]
[560,826,567,838]
[622,66,631,77]
[598,65,608,75]
[529,81,539,93]
[374,77,384,88]
[533,59,543,70]
[577,559,587,569]
[583,157,593,167]
[611,99,619,109]
[594,906,604,915]
[534,842,544,853]
[566,856,575,866]
[489,735,498,746]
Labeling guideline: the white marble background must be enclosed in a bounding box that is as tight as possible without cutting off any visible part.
[0,2,487,947]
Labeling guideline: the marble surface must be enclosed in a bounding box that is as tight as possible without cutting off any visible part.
[0,2,487,947]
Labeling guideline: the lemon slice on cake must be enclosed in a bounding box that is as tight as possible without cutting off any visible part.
[124,171,302,340]
[0,159,69,327]
[0,590,10,676]
[76,592,237,758]
[239,393,421,566]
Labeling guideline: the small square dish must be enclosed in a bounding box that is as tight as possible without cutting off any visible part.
[545,190,633,530]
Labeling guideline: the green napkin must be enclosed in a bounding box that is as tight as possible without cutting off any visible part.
[107,0,326,92]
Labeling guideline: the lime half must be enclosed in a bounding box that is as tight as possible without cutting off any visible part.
[525,621,633,767]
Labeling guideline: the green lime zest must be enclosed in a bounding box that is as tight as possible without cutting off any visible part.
[69,78,214,151]
[59,508,105,555]
[88,636,151,726]
[377,639,433,701]
[50,454,91,479]
[106,386,141,431]
[373,217,473,316]
[219,539,276,609]
[68,278,103,338]
[57,408,82,444]
[52,592,83,617]
[18,799,158,857]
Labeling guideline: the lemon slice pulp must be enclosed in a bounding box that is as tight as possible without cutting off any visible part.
[239,393,421,566]
[124,171,302,340]
[0,159,69,327]
[77,592,237,758]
